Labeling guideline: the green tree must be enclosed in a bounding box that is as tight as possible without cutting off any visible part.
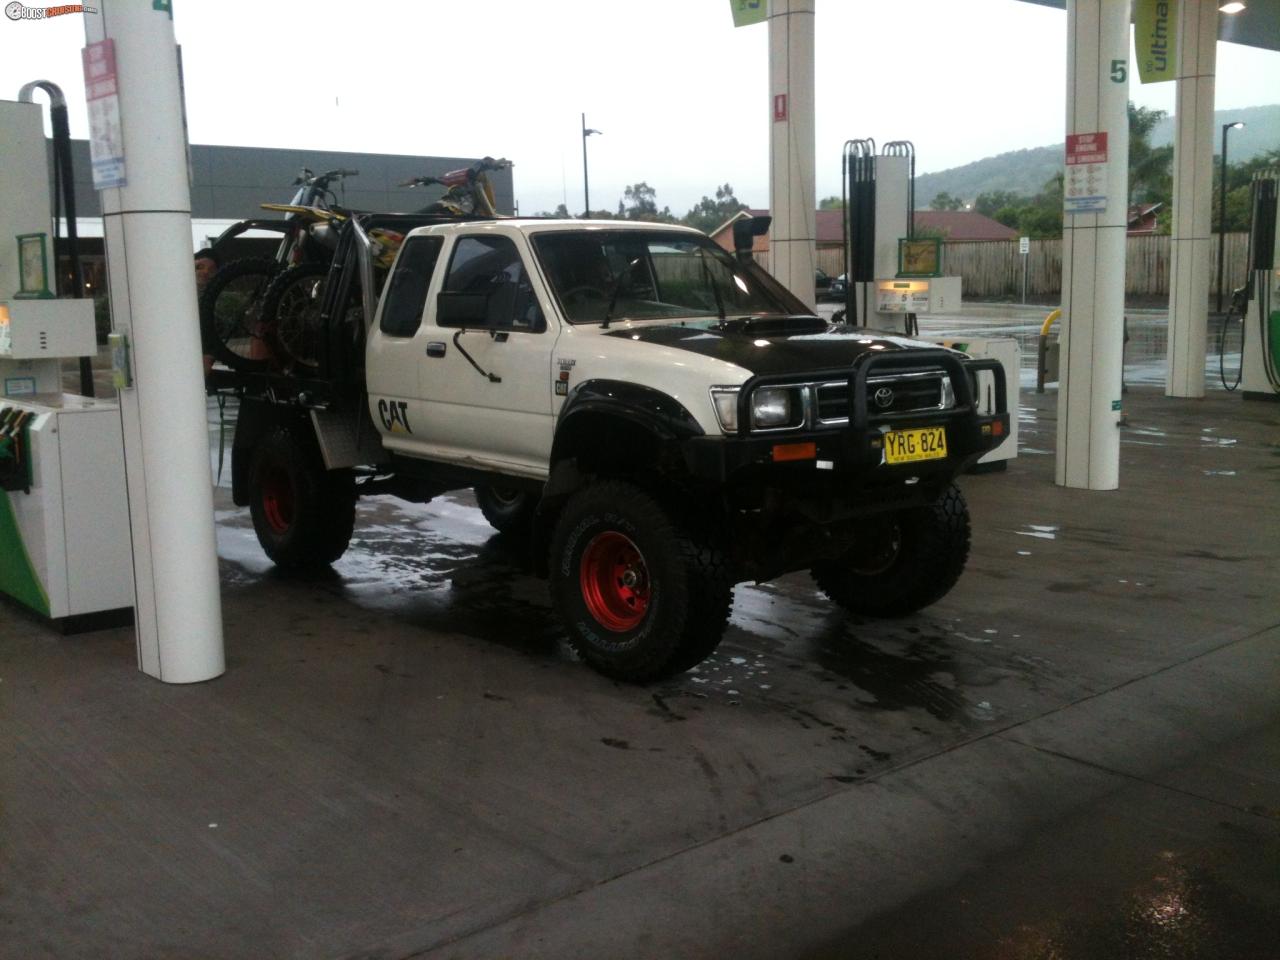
[682,183,748,234]
[974,190,1024,219]
[818,195,844,210]
[620,182,674,222]
[535,202,571,218]
[1016,173,1064,238]
[1129,103,1174,209]
[992,205,1023,230]
[929,191,965,211]
[1215,147,1280,231]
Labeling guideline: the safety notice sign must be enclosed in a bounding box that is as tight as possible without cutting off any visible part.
[82,39,126,190]
[1064,132,1107,214]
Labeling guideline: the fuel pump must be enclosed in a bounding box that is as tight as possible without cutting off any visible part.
[837,140,962,331]
[0,97,132,629]
[834,138,1014,469]
[1238,171,1280,400]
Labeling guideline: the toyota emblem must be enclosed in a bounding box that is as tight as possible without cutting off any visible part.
[873,387,895,409]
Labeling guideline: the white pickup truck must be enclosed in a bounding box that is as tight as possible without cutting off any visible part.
[210,213,1009,682]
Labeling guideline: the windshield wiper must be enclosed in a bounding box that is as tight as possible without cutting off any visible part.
[602,256,642,329]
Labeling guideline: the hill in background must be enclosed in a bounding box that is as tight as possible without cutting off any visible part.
[915,103,1279,206]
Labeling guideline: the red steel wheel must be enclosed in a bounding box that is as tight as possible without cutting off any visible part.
[579,531,651,632]
[259,465,295,535]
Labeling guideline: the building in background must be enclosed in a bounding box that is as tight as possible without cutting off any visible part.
[45,140,515,299]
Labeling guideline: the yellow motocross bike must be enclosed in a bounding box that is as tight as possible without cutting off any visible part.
[201,168,401,374]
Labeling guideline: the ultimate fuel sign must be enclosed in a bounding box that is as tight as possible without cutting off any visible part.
[730,0,767,27]
[1136,0,1178,84]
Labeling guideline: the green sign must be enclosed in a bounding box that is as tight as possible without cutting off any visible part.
[1135,0,1178,84]
[730,0,767,27]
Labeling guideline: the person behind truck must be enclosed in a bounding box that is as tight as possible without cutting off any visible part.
[195,248,220,378]
[195,247,220,293]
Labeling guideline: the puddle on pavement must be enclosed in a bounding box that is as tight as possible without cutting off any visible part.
[1016,524,1060,540]
[216,495,1057,735]
[987,854,1279,960]
[217,496,570,662]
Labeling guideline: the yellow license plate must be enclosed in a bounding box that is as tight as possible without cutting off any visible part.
[884,426,947,464]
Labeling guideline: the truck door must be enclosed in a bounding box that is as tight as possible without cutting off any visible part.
[366,233,445,458]
[415,231,558,476]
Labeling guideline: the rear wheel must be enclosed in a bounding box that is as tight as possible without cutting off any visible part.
[811,484,971,617]
[200,258,281,372]
[261,262,331,373]
[548,481,733,682]
[248,426,356,570]
[474,484,538,535]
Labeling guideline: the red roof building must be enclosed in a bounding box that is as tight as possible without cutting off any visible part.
[711,208,1019,249]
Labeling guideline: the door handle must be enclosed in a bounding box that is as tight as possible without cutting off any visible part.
[426,342,447,358]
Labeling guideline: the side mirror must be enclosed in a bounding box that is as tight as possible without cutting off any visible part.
[436,291,489,328]
[437,282,519,329]
[732,215,772,261]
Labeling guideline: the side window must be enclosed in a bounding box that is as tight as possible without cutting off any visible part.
[379,235,443,337]
[441,235,545,331]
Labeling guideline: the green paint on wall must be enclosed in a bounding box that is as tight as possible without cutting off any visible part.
[0,491,49,616]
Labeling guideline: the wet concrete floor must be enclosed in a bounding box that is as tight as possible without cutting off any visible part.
[3,325,1276,958]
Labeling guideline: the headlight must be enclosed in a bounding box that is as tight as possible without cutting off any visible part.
[710,387,740,433]
[751,386,800,429]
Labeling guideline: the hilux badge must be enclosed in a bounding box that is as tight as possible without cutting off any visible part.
[874,387,895,409]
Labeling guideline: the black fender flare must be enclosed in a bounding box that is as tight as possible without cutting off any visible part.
[551,379,704,464]
[532,381,704,577]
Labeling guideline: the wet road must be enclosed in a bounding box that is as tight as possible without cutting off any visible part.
[189,379,1280,959]
[13,319,1271,959]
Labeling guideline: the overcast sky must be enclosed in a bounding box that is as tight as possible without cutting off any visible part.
[2,0,1277,216]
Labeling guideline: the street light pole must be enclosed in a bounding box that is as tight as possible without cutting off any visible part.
[1217,121,1245,313]
[581,113,601,217]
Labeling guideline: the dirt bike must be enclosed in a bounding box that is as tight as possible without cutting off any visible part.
[400,156,510,217]
[200,168,359,373]
[254,158,511,374]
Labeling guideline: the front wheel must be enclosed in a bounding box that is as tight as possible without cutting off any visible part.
[811,484,971,617]
[248,426,356,570]
[200,258,281,372]
[548,481,733,682]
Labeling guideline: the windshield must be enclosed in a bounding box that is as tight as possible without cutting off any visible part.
[532,230,792,324]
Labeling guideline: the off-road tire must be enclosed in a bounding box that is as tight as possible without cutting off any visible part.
[200,258,281,372]
[248,425,356,570]
[548,480,733,682]
[260,262,331,373]
[812,484,971,617]
[474,484,538,535]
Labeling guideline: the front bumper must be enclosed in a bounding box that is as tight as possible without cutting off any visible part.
[682,351,1010,494]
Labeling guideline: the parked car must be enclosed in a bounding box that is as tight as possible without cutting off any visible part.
[815,267,832,299]
[827,272,847,301]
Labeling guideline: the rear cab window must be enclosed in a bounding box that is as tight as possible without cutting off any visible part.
[380,235,444,337]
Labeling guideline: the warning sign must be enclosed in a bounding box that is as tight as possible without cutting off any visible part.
[1064,132,1107,214]
[82,39,126,190]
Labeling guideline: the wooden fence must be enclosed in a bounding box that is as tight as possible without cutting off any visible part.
[808,233,1250,300]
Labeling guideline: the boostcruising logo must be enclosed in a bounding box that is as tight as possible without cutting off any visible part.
[6,2,97,19]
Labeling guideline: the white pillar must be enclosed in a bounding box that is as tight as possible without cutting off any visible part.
[85,2,224,683]
[1165,0,1217,398]
[768,0,816,310]
[1056,0,1129,490]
